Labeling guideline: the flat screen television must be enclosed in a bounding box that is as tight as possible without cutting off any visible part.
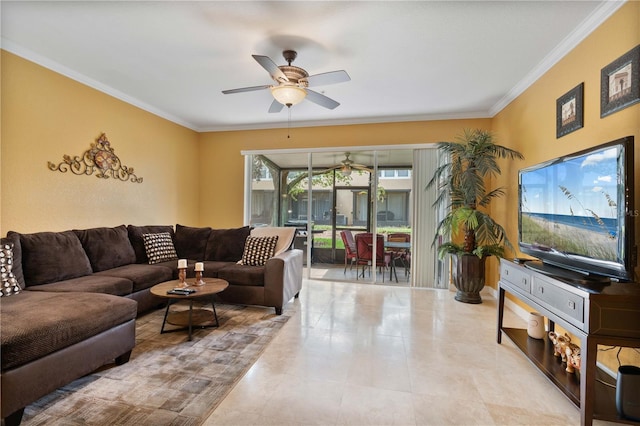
[518,136,636,283]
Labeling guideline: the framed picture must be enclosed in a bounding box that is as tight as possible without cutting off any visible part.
[556,83,584,138]
[601,45,640,117]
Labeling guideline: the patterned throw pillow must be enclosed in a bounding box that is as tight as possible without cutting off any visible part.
[142,232,178,264]
[1,242,21,296]
[241,236,279,266]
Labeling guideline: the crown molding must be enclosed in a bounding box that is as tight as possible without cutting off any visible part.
[489,0,626,117]
[199,110,491,133]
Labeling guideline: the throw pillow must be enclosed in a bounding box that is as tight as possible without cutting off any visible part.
[142,232,178,264]
[1,242,21,296]
[127,225,175,263]
[241,236,279,266]
[4,233,24,288]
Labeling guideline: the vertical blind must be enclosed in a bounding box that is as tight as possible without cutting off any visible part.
[411,148,448,289]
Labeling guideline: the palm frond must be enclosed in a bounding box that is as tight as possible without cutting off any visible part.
[429,129,523,257]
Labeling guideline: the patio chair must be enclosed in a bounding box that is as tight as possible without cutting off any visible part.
[340,230,357,273]
[354,233,391,281]
[387,233,411,279]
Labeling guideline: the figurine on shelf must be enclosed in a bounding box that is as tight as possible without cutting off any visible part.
[557,334,572,363]
[566,343,581,374]
[548,331,572,362]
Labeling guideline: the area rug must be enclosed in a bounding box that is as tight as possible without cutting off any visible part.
[21,302,294,425]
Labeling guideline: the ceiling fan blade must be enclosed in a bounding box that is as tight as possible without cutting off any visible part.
[318,165,342,174]
[268,99,284,113]
[222,85,271,95]
[305,89,340,110]
[252,55,289,83]
[353,164,373,173]
[306,70,351,87]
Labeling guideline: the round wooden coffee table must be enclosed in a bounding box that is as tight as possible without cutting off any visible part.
[150,278,229,341]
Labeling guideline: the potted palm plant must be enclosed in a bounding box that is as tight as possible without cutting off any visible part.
[427,129,523,303]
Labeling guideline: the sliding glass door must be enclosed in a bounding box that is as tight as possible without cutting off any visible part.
[244,147,443,287]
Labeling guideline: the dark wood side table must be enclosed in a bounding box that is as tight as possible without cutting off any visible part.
[150,278,229,341]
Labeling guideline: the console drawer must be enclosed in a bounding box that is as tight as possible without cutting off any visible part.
[532,278,584,324]
[500,263,531,293]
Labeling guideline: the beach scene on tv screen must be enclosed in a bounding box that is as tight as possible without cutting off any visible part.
[521,146,621,262]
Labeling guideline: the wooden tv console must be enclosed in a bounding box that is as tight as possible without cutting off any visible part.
[497,259,640,426]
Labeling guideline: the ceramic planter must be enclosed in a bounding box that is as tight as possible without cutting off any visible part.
[451,253,486,304]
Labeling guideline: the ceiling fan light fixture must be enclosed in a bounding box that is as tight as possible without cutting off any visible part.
[271,85,306,106]
[340,165,352,176]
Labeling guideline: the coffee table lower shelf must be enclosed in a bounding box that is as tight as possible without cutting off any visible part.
[166,308,219,328]
[501,327,638,425]
[161,300,220,341]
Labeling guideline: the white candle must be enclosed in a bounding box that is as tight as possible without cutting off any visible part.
[177,259,187,269]
[195,262,204,272]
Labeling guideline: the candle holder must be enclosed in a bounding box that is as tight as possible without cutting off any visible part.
[194,262,205,286]
[178,268,188,287]
[194,270,205,286]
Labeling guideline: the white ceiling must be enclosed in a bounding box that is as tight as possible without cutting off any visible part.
[1,1,622,132]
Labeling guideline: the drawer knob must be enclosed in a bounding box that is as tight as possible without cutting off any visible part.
[568,301,575,310]
[539,287,544,294]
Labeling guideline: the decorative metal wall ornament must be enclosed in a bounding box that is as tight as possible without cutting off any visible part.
[47,133,143,183]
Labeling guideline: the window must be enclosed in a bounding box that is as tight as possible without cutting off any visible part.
[251,191,275,226]
[250,157,278,226]
[254,163,272,181]
[288,190,332,224]
[378,168,412,179]
[376,190,410,225]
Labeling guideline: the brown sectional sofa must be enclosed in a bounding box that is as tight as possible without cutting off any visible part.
[1,292,137,426]
[0,223,303,425]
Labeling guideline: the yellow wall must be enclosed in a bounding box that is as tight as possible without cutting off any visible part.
[492,1,640,368]
[492,1,640,285]
[1,51,200,234]
[197,119,491,227]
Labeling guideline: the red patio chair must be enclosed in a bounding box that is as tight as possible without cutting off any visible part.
[387,233,411,279]
[340,230,357,273]
[354,233,391,281]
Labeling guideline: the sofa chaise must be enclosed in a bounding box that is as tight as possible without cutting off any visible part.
[1,224,303,425]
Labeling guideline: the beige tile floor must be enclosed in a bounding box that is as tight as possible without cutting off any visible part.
[308,262,412,285]
[203,278,612,426]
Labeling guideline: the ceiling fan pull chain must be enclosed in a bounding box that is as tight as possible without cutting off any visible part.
[287,106,291,139]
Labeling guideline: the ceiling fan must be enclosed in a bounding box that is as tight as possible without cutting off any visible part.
[324,152,373,176]
[222,50,350,113]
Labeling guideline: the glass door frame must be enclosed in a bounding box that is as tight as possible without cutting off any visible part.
[332,185,370,263]
[242,145,433,283]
